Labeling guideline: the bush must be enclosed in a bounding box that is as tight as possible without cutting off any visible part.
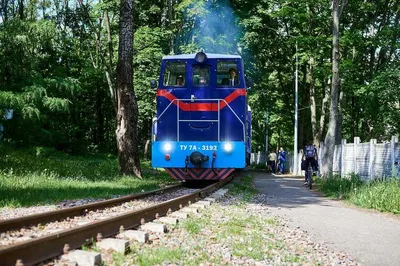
[34,146,57,157]
[316,173,362,197]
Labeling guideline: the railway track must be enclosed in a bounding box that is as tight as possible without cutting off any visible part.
[0,178,231,265]
[0,183,182,233]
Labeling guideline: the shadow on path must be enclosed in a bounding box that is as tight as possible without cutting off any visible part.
[253,172,400,266]
[254,173,333,209]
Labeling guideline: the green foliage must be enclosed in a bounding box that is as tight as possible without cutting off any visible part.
[339,0,400,141]
[0,18,85,148]
[134,26,167,145]
[356,65,400,138]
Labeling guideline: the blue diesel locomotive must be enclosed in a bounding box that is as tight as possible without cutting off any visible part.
[151,52,252,180]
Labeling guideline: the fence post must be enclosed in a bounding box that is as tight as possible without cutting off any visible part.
[369,139,377,180]
[340,139,346,177]
[354,137,360,175]
[391,136,398,177]
[298,150,303,175]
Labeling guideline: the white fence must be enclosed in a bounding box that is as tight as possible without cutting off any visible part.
[251,136,400,181]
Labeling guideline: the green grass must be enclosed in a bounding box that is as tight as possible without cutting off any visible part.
[128,241,222,266]
[315,174,400,214]
[349,178,400,214]
[111,251,126,266]
[0,143,174,207]
[217,215,275,260]
[231,232,266,260]
[135,247,185,266]
[182,217,207,235]
[228,174,259,202]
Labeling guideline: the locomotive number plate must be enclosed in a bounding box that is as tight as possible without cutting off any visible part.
[179,145,218,151]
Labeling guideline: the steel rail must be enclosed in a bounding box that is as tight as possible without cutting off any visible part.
[0,178,231,266]
[0,183,182,233]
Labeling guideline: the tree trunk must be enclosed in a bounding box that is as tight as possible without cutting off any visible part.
[116,0,142,177]
[318,79,330,145]
[1,0,9,22]
[95,84,105,146]
[335,91,343,144]
[309,56,318,145]
[321,0,344,177]
[104,10,117,110]
[18,0,23,19]
[144,139,150,159]
[168,0,174,54]
[78,0,116,109]
[300,62,308,148]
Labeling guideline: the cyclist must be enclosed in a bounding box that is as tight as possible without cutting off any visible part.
[302,142,318,185]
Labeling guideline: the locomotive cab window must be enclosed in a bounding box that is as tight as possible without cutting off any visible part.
[163,62,186,87]
[193,66,210,86]
[217,61,240,87]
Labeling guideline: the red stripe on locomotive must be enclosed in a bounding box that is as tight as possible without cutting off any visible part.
[157,89,246,112]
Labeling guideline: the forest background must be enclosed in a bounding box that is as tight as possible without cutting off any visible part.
[0,0,399,166]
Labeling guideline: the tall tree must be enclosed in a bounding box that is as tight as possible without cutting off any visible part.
[321,0,347,177]
[115,0,142,177]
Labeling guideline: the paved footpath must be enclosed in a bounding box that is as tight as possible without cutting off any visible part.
[253,172,400,266]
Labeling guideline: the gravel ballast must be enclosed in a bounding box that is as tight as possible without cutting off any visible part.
[122,192,359,265]
[0,188,198,247]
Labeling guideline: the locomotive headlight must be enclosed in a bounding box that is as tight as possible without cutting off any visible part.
[195,51,207,63]
[163,142,172,153]
[223,142,233,153]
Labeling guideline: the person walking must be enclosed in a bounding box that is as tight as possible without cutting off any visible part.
[268,150,277,173]
[278,147,286,174]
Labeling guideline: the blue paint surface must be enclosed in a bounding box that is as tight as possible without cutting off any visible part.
[152,141,245,168]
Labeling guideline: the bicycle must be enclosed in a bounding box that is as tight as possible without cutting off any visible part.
[305,161,313,189]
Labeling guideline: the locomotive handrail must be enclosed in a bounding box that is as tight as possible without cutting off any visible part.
[156,100,176,122]
[153,98,245,142]
[219,99,246,142]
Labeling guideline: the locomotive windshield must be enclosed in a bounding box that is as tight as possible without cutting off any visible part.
[163,62,186,86]
[193,66,210,86]
[161,58,242,88]
[217,61,240,87]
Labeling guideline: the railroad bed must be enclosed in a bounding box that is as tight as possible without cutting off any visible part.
[0,178,231,265]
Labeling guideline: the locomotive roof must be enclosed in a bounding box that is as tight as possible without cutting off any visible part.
[162,53,242,60]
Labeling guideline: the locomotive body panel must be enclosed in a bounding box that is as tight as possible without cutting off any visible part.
[151,52,251,180]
